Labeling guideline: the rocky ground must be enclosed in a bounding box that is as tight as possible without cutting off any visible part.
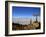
[12,21,41,30]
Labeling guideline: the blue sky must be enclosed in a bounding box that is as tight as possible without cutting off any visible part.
[12,6,40,18]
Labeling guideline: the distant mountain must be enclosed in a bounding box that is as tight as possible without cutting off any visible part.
[12,17,32,25]
[12,16,40,25]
